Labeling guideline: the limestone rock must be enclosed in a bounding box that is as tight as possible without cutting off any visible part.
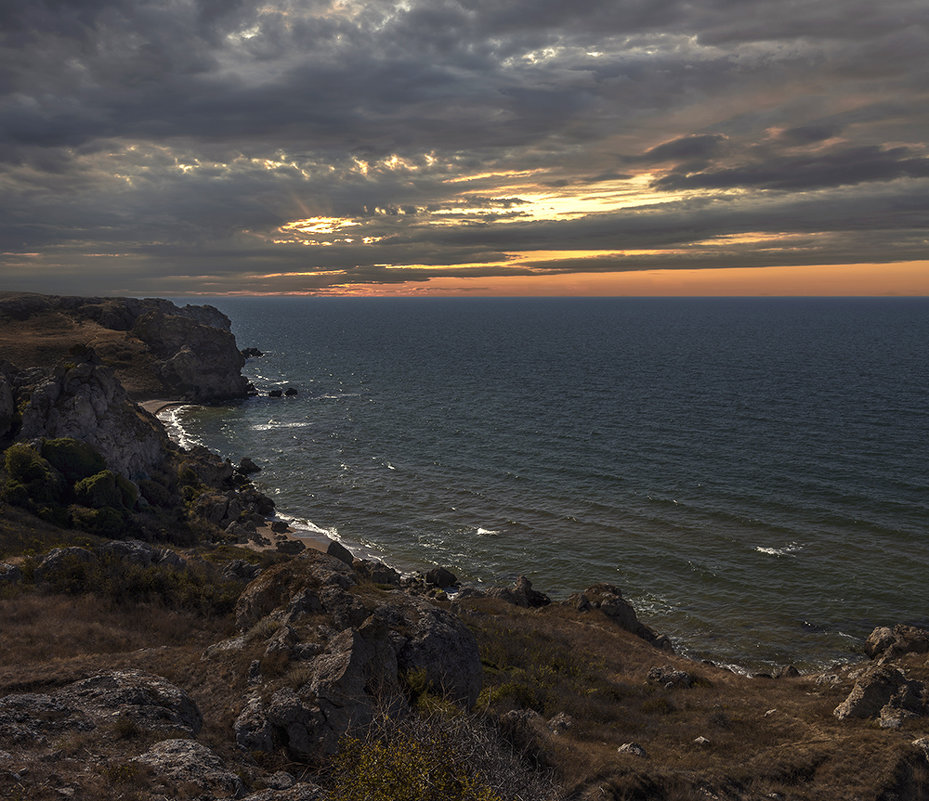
[235,550,357,631]
[241,783,324,801]
[132,308,248,401]
[133,739,244,799]
[647,665,694,689]
[618,742,647,757]
[0,670,201,744]
[396,597,483,707]
[569,583,671,649]
[235,695,275,753]
[834,664,926,721]
[353,559,402,586]
[63,670,202,734]
[866,624,929,661]
[18,356,170,480]
[33,546,97,583]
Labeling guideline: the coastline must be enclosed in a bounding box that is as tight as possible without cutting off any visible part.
[142,396,348,562]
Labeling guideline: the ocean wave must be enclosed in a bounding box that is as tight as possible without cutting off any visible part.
[251,420,311,431]
[754,542,802,557]
[157,406,200,450]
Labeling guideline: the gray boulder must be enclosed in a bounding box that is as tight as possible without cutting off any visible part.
[834,664,926,721]
[396,598,483,707]
[647,665,694,689]
[133,739,244,799]
[865,624,929,661]
[0,563,22,584]
[489,575,550,608]
[33,547,97,583]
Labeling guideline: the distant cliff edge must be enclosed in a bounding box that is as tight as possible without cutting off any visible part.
[0,292,249,402]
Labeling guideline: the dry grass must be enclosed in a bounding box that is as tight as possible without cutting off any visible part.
[458,597,929,801]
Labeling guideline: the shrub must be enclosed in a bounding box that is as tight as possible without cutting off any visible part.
[74,470,137,510]
[40,438,106,485]
[328,709,561,801]
[2,443,65,506]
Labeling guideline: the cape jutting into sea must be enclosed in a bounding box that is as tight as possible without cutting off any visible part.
[162,297,929,671]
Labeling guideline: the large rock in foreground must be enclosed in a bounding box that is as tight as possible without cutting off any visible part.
[226,549,482,760]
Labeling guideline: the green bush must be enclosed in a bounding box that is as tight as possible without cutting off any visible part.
[74,470,137,510]
[2,443,65,506]
[33,549,244,616]
[69,504,130,538]
[40,438,106,485]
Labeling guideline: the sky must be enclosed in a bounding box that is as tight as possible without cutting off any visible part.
[1,0,927,297]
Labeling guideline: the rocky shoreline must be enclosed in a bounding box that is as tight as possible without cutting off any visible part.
[1,293,927,800]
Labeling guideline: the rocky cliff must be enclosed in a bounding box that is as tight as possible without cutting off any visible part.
[0,292,249,402]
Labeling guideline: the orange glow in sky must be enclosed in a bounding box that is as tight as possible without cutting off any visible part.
[316,261,929,297]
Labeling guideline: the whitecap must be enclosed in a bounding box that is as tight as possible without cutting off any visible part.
[386,462,396,470]
[754,542,802,557]
[475,527,499,536]
[157,405,200,450]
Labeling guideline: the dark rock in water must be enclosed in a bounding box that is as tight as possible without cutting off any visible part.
[834,664,927,721]
[269,389,283,398]
[284,387,298,397]
[776,665,802,679]
[241,347,264,359]
[489,575,550,608]
[425,566,457,588]
[270,520,289,533]
[238,456,261,474]
[132,739,244,799]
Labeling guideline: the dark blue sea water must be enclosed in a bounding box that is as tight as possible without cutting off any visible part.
[165,297,929,670]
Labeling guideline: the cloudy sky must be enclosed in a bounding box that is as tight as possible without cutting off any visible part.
[1,0,927,296]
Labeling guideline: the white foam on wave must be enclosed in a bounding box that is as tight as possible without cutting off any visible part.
[386,461,396,470]
[251,420,311,431]
[157,406,200,450]
[276,512,339,540]
[475,527,499,536]
[754,542,802,557]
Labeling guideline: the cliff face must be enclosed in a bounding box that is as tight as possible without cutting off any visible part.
[0,293,248,402]
[17,352,171,480]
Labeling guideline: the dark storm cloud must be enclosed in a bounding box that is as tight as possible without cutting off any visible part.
[1,0,927,293]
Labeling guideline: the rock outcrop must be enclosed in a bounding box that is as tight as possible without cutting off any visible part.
[0,670,202,743]
[132,739,244,799]
[225,549,482,760]
[17,350,170,480]
[834,664,927,725]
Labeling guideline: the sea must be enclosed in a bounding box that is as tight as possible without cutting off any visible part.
[161,297,929,671]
